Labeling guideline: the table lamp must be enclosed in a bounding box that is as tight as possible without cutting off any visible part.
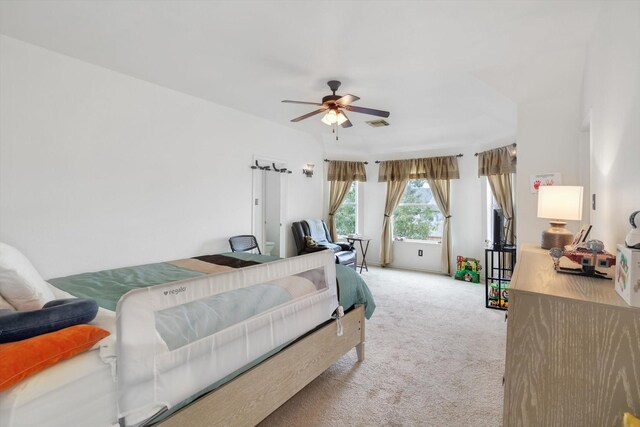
[537,185,583,249]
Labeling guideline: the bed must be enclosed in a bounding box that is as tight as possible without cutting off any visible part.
[0,250,375,427]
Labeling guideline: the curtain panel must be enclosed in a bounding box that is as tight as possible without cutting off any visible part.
[328,181,353,241]
[327,161,367,182]
[478,144,517,247]
[378,156,460,182]
[477,145,516,176]
[380,179,409,267]
[487,174,516,245]
[427,179,452,275]
[327,161,367,241]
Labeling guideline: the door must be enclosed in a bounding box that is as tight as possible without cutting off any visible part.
[252,157,286,257]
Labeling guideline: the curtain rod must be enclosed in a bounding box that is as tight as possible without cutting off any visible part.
[474,143,517,157]
[324,159,369,165]
[374,153,464,164]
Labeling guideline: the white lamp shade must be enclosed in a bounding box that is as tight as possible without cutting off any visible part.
[537,185,583,221]
[321,110,338,125]
[336,111,348,125]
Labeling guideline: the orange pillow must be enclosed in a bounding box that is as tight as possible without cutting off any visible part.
[0,324,110,391]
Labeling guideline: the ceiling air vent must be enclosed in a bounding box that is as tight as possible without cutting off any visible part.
[366,119,390,128]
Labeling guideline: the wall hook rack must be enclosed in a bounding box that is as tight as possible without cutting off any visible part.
[250,160,291,173]
[272,163,291,173]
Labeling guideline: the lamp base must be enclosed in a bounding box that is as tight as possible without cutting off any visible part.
[541,221,573,249]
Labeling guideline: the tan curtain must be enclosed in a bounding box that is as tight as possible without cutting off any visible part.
[378,160,413,182]
[327,160,367,241]
[378,155,459,268]
[487,174,515,245]
[380,179,409,267]
[478,144,517,246]
[410,157,460,180]
[379,156,459,181]
[327,161,367,182]
[428,179,452,275]
[478,145,516,177]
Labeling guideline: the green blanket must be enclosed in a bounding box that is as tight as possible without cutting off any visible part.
[49,262,203,311]
[50,253,376,319]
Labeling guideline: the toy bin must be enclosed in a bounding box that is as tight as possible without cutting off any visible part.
[615,244,640,307]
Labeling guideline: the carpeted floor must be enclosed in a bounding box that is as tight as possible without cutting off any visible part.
[259,266,507,427]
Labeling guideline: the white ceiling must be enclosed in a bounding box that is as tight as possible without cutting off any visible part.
[0,0,603,156]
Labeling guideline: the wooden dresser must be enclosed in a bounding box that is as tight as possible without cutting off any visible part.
[503,244,640,427]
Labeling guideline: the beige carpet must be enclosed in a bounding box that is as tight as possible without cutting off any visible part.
[259,266,507,427]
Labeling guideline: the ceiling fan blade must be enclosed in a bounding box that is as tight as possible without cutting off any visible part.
[290,108,327,122]
[343,105,390,118]
[282,100,324,106]
[340,112,353,128]
[335,94,360,106]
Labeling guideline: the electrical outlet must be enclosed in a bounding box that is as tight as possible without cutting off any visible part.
[418,249,423,256]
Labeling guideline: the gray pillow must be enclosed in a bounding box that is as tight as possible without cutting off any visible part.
[0,298,98,343]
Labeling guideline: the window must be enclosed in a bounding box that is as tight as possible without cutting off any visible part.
[334,182,357,236]
[393,179,443,241]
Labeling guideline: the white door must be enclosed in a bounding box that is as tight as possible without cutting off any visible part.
[252,158,287,256]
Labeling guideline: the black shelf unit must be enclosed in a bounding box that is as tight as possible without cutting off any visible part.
[485,245,516,311]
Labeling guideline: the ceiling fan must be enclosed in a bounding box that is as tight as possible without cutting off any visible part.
[282,80,390,129]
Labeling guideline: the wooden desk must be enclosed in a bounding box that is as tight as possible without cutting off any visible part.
[346,236,371,274]
[503,244,640,426]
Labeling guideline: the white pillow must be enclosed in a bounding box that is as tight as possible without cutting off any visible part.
[0,242,55,310]
[0,294,16,311]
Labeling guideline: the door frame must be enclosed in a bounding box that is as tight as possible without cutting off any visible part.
[251,155,287,256]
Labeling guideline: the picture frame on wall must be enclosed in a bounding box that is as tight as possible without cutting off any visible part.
[529,172,562,193]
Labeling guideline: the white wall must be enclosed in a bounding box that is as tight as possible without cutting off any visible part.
[516,1,640,251]
[0,36,325,278]
[487,2,640,251]
[580,1,640,251]
[516,96,583,247]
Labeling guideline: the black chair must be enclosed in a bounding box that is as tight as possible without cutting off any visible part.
[229,235,261,254]
[291,220,357,270]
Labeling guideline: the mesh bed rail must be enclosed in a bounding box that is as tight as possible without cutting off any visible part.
[116,251,338,426]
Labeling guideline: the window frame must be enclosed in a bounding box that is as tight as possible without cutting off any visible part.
[392,179,443,243]
[334,181,358,238]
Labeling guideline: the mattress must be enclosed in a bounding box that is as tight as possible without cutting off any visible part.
[0,251,363,427]
[0,345,118,427]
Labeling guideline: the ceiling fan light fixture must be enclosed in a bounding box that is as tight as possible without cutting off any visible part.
[321,109,347,126]
[321,109,338,126]
[336,111,348,125]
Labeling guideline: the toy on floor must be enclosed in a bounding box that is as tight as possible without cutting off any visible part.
[454,256,482,283]
[488,282,510,308]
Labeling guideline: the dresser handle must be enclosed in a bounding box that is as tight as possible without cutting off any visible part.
[505,312,508,322]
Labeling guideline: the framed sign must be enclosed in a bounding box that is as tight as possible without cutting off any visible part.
[571,224,593,246]
[530,172,561,193]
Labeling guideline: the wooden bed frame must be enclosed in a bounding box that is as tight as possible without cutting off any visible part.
[157,304,365,427]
